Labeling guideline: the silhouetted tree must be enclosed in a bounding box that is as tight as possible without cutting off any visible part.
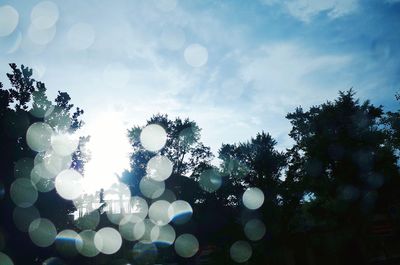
[6,64,35,110]
[122,114,213,202]
[219,132,285,205]
[120,114,214,264]
[285,90,400,265]
[217,132,286,264]
[382,93,400,153]
[0,64,87,264]
[2,63,400,265]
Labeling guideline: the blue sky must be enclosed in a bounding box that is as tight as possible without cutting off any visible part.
[1,0,400,154]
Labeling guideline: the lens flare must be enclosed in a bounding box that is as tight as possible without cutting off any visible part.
[151,224,176,247]
[148,200,172,226]
[28,218,57,247]
[94,227,122,255]
[168,200,193,225]
[140,124,167,152]
[174,234,199,258]
[76,230,99,257]
[244,219,266,241]
[55,230,81,257]
[242,187,264,210]
[230,240,252,263]
[82,111,131,195]
[0,5,19,37]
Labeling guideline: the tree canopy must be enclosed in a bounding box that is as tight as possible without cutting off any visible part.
[0,65,400,265]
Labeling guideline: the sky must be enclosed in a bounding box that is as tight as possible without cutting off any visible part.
[1,0,400,158]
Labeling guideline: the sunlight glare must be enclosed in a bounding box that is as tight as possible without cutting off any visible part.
[82,111,131,195]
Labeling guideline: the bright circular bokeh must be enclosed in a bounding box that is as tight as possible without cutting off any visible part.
[140,124,167,152]
[148,200,171,226]
[139,177,165,199]
[31,1,59,30]
[10,178,38,208]
[55,169,84,200]
[94,227,122,255]
[0,5,19,37]
[244,219,266,241]
[76,230,99,257]
[168,200,193,225]
[242,187,264,210]
[184,44,208,67]
[147,155,173,182]
[174,234,199,258]
[28,218,57,247]
[26,122,53,152]
[230,240,252,263]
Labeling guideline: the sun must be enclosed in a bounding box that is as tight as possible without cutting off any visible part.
[81,111,131,195]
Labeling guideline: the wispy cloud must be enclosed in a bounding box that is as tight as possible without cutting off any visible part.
[238,43,352,111]
[1,0,399,154]
[221,42,352,148]
[262,0,359,22]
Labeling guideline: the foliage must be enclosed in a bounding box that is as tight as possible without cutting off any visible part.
[285,90,400,264]
[0,64,88,264]
[1,64,400,264]
[123,114,213,202]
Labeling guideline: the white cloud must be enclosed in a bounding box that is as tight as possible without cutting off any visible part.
[239,43,352,110]
[217,42,354,149]
[262,0,359,22]
[0,0,361,156]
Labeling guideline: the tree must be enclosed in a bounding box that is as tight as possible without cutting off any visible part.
[219,132,285,206]
[118,114,215,264]
[6,64,35,110]
[285,90,400,264]
[218,132,287,263]
[0,64,87,264]
[122,114,213,202]
[382,93,400,153]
